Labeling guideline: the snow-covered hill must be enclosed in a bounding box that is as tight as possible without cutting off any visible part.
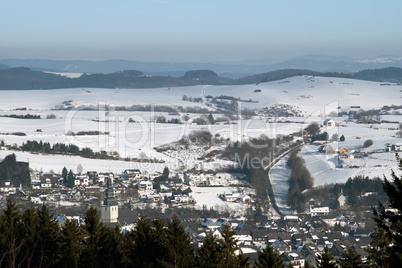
[0,75,401,180]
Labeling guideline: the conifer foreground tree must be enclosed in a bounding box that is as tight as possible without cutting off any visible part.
[369,153,402,267]
[164,215,194,268]
[254,244,285,268]
[196,233,223,268]
[58,219,83,268]
[316,246,335,268]
[337,247,365,268]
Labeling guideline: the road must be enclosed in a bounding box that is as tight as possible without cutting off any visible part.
[264,143,304,216]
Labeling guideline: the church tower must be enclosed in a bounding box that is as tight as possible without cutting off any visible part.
[101,177,118,223]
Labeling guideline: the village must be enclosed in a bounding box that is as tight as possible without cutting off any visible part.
[0,163,376,267]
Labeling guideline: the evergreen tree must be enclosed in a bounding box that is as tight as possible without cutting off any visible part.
[80,207,103,268]
[99,226,124,268]
[219,225,247,267]
[19,206,39,268]
[32,204,60,267]
[58,219,83,268]
[208,113,215,124]
[62,167,68,185]
[196,233,223,268]
[337,247,364,268]
[369,153,402,267]
[0,198,23,268]
[340,135,345,142]
[163,166,170,177]
[254,244,285,268]
[304,261,314,268]
[316,246,336,268]
[124,215,158,267]
[67,170,75,188]
[164,215,194,267]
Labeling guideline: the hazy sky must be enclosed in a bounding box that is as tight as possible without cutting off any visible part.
[1,0,401,62]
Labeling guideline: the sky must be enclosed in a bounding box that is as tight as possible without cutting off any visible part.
[1,0,402,62]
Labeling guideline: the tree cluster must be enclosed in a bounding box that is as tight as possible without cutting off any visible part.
[286,149,314,212]
[0,201,250,268]
[368,153,402,267]
[0,154,30,186]
[0,114,40,119]
[20,140,114,160]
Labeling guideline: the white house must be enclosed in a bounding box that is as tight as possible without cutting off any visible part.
[138,181,153,191]
[124,169,142,180]
[172,191,191,203]
[323,119,336,127]
[310,206,330,216]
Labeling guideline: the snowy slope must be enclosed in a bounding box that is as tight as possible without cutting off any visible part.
[0,76,400,179]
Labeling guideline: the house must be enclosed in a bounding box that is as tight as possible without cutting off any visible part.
[318,145,335,154]
[98,172,114,184]
[124,169,142,180]
[321,213,349,227]
[251,229,270,244]
[0,182,19,193]
[323,119,336,127]
[86,171,98,181]
[223,193,238,202]
[392,143,402,152]
[76,175,89,186]
[329,241,350,260]
[172,191,191,203]
[237,194,251,203]
[201,219,220,231]
[281,251,305,268]
[40,174,59,188]
[169,178,183,190]
[271,237,291,254]
[300,245,320,267]
[215,218,230,228]
[310,206,329,216]
[146,194,161,202]
[138,181,153,191]
[85,186,100,195]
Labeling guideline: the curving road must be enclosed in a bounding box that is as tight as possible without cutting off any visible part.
[264,143,304,216]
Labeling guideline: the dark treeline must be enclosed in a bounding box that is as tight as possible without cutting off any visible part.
[223,135,294,203]
[0,200,254,268]
[2,66,402,90]
[286,149,314,213]
[0,114,41,119]
[57,103,213,114]
[20,140,114,160]
[304,175,387,210]
[0,154,30,187]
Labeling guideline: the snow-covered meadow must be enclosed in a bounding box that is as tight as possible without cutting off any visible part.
[0,75,401,210]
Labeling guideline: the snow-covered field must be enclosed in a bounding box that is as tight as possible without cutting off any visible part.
[0,75,401,209]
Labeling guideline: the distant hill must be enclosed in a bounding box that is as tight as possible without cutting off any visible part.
[0,67,233,90]
[0,64,10,70]
[3,56,402,76]
[234,69,321,84]
[355,67,402,83]
[0,66,401,90]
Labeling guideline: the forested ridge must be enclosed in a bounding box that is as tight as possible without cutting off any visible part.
[1,66,402,90]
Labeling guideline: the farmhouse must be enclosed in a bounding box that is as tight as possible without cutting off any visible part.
[323,119,336,127]
[310,206,329,216]
[385,143,402,152]
[124,169,142,180]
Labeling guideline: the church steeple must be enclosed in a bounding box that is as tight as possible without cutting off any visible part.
[101,177,118,224]
[104,177,117,206]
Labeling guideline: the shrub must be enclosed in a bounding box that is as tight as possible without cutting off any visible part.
[46,114,57,119]
[363,139,373,148]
